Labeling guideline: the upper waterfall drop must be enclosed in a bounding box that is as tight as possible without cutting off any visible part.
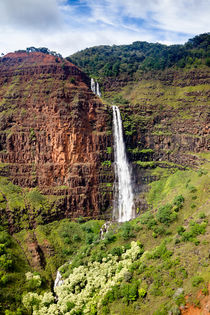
[112,105,134,222]
[91,78,96,94]
[91,78,101,97]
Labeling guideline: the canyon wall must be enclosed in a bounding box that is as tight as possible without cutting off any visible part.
[108,68,210,211]
[0,52,113,230]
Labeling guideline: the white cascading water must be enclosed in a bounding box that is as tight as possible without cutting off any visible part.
[113,105,134,222]
[91,78,96,94]
[96,82,101,97]
[54,270,63,290]
[91,78,101,97]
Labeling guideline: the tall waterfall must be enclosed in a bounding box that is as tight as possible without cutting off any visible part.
[96,82,101,97]
[113,106,134,222]
[91,78,101,97]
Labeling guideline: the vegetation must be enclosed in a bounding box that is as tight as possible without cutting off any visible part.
[68,33,210,80]
[0,177,63,230]
[0,160,208,314]
[0,32,209,314]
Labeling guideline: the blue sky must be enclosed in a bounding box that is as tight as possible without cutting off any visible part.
[0,0,209,56]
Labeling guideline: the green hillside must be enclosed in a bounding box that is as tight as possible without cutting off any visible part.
[68,33,210,80]
[1,154,208,314]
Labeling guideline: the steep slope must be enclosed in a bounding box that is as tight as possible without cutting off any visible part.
[0,52,113,231]
[17,158,210,315]
[100,66,209,215]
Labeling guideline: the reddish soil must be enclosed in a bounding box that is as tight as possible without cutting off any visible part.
[181,285,210,315]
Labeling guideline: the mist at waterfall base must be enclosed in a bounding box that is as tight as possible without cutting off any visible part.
[112,106,134,222]
[91,78,101,97]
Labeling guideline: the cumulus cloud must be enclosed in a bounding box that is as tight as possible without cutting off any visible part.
[0,0,209,56]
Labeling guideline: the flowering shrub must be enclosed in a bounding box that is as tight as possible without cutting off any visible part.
[22,241,143,314]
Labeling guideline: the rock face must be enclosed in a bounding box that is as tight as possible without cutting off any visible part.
[0,52,113,228]
[110,68,210,212]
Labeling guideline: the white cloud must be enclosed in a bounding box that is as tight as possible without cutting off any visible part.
[86,0,210,33]
[0,0,209,56]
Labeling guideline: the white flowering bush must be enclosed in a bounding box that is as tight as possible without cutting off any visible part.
[22,241,143,314]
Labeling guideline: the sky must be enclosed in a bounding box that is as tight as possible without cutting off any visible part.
[0,0,209,57]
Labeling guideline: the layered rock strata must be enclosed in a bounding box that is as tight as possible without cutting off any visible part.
[0,52,113,229]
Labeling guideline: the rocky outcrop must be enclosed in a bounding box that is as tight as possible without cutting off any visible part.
[0,52,113,229]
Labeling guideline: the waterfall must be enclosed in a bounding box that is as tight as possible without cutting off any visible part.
[96,82,101,97]
[91,78,96,94]
[113,105,134,222]
[91,78,101,97]
[54,270,63,290]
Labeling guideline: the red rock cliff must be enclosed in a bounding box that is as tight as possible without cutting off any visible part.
[0,52,113,227]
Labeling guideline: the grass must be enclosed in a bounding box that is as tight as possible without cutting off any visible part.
[120,79,210,109]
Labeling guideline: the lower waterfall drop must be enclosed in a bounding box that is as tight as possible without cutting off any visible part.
[54,270,63,289]
[112,105,134,222]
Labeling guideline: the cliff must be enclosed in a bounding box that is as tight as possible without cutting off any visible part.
[0,52,113,231]
[104,67,210,211]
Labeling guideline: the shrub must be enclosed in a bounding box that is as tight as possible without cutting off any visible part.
[146,218,157,230]
[192,276,204,287]
[177,226,185,235]
[102,290,115,305]
[174,293,185,306]
[202,286,209,296]
[0,231,11,246]
[199,212,206,219]
[188,185,197,193]
[0,254,13,271]
[138,288,147,297]
[106,147,112,154]
[73,234,81,242]
[173,195,184,211]
[149,242,173,260]
[101,160,111,167]
[157,204,176,225]
[0,273,9,285]
[190,222,207,236]
[165,287,174,298]
[179,267,188,279]
[121,222,135,240]
[153,226,166,236]
[104,231,116,244]
[181,231,193,242]
[110,247,123,257]
[120,282,138,304]
[139,211,154,224]
[85,233,95,245]
[137,263,146,275]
